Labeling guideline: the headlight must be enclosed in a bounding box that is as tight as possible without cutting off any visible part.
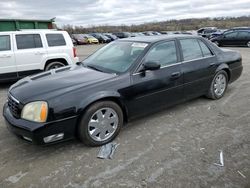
[21,101,48,123]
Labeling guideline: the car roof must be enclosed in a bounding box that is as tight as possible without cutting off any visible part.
[120,34,199,43]
[0,29,67,35]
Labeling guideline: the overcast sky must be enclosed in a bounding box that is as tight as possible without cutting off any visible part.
[1,0,250,27]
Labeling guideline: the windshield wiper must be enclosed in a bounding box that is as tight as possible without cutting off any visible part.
[85,64,104,72]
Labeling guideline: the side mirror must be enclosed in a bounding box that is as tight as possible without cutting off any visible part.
[143,61,161,71]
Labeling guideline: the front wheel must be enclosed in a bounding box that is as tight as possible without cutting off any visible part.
[206,70,228,100]
[78,101,123,146]
[45,61,65,71]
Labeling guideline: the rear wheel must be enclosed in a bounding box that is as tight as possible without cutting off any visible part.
[78,101,123,146]
[206,70,228,99]
[45,61,65,71]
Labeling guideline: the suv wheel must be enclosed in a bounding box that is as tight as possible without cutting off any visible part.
[78,101,123,146]
[45,61,65,71]
[206,70,228,100]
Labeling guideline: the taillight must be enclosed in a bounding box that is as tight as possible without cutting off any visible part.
[73,47,77,58]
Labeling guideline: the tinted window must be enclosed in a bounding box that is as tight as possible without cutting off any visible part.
[180,39,203,61]
[145,41,177,67]
[0,35,10,51]
[46,34,66,47]
[16,34,42,49]
[238,31,250,38]
[224,32,237,38]
[198,40,213,57]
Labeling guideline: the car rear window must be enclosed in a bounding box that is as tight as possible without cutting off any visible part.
[180,39,203,61]
[0,35,10,51]
[16,34,43,49]
[46,34,66,47]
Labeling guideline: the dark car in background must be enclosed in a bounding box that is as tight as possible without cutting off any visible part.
[71,34,88,45]
[3,35,242,146]
[90,33,111,43]
[103,33,118,41]
[198,27,218,38]
[211,30,250,47]
[113,32,132,38]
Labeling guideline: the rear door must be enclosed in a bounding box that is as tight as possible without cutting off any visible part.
[179,38,217,99]
[128,40,183,117]
[237,31,250,46]
[0,34,17,80]
[14,33,47,76]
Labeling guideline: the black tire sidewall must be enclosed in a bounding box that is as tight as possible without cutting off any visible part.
[210,70,228,99]
[45,62,65,71]
[78,101,123,146]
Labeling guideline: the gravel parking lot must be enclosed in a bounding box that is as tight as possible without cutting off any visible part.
[0,45,249,188]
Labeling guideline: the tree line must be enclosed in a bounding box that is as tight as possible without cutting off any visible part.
[61,16,250,34]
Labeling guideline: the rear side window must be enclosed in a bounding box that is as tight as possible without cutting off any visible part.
[198,40,213,57]
[0,35,10,51]
[224,32,237,38]
[46,34,66,47]
[180,39,203,61]
[16,34,42,49]
[238,31,250,38]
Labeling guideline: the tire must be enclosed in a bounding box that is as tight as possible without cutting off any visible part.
[206,70,228,100]
[78,101,123,146]
[45,61,65,71]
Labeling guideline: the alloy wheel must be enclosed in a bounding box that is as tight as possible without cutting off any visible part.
[88,108,118,142]
[213,74,227,96]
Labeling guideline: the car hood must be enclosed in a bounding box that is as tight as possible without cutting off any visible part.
[9,65,116,104]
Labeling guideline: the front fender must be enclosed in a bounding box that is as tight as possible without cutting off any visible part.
[77,91,122,113]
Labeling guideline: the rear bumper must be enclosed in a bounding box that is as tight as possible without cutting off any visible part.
[3,103,78,145]
[229,65,243,83]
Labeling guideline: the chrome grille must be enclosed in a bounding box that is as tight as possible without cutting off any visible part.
[8,94,21,118]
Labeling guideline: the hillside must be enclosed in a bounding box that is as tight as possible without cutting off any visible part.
[62,16,250,33]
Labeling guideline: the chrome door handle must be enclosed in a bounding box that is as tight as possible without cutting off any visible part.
[35,51,45,55]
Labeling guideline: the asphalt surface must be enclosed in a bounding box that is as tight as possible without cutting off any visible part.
[0,45,249,188]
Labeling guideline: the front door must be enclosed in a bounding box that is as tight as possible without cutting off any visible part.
[127,40,183,117]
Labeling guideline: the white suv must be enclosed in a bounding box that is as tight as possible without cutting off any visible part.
[0,30,79,82]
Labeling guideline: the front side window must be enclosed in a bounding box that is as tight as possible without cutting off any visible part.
[180,39,203,61]
[46,34,66,47]
[198,40,213,57]
[16,34,42,49]
[84,41,147,73]
[144,41,177,67]
[224,32,237,38]
[0,35,10,51]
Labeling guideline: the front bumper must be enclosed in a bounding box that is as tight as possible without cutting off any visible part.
[3,103,78,145]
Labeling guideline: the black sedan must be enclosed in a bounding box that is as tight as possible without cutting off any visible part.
[211,30,250,47]
[3,35,243,146]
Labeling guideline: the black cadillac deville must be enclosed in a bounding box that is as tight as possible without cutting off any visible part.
[3,35,243,146]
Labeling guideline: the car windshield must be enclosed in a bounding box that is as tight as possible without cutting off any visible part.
[83,41,148,74]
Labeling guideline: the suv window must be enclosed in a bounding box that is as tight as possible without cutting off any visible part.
[144,41,177,67]
[16,34,42,49]
[224,32,237,38]
[180,39,203,61]
[238,31,250,38]
[46,34,66,47]
[198,40,213,57]
[0,35,10,51]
